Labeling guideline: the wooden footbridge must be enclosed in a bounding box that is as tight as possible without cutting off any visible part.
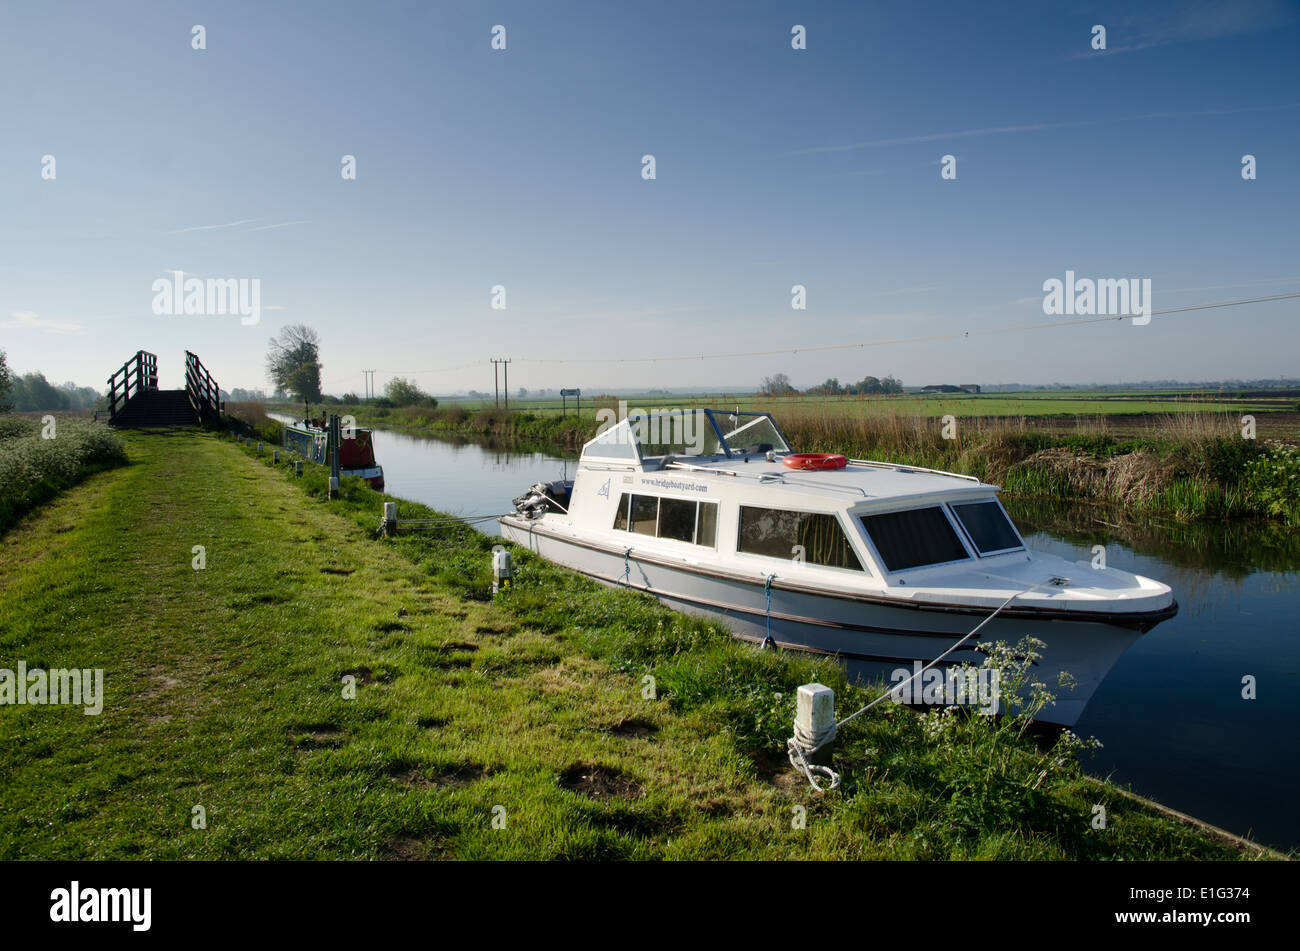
[105,350,223,428]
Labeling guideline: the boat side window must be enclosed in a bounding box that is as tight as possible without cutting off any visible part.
[950,500,1023,555]
[696,501,718,548]
[629,495,659,536]
[658,497,696,543]
[611,493,630,531]
[737,506,864,572]
[612,493,719,548]
[859,507,969,572]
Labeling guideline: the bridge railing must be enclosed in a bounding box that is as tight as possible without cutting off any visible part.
[106,351,158,420]
[185,351,221,422]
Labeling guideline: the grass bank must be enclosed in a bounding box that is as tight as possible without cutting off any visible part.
[0,415,128,533]
[0,429,1274,859]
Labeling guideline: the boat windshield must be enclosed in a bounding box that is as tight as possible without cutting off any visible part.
[708,411,791,456]
[581,410,791,462]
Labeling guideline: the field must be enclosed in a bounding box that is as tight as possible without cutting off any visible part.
[299,387,1300,446]
[438,388,1296,419]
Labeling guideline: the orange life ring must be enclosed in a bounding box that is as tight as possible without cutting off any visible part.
[782,453,848,471]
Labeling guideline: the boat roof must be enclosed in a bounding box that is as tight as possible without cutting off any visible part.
[580,410,993,502]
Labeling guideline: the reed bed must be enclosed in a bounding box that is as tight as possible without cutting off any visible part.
[776,406,1298,523]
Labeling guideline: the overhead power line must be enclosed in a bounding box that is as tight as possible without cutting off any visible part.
[322,290,1300,378]
[508,291,1300,366]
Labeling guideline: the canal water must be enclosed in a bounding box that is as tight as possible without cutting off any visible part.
[287,417,1300,852]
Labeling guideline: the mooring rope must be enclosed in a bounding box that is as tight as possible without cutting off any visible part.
[786,577,1062,792]
[622,548,632,586]
[762,574,777,649]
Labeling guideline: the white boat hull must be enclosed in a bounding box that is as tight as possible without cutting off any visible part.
[501,515,1145,727]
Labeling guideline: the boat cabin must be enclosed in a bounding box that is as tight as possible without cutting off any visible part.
[561,410,1027,588]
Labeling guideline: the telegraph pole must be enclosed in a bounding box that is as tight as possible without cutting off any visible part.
[490,359,500,407]
[503,359,511,410]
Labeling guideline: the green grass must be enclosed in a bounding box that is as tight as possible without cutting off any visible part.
[0,430,1275,859]
[0,415,128,533]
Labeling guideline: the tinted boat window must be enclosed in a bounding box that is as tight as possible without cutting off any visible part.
[630,495,658,536]
[613,494,718,548]
[738,507,863,571]
[658,497,697,543]
[611,493,630,531]
[860,507,969,572]
[696,502,718,548]
[951,501,1022,554]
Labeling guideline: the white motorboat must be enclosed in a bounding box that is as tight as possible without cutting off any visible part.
[499,410,1177,726]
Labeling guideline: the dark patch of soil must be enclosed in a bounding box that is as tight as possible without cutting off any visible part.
[609,717,659,740]
[391,763,488,789]
[559,764,644,801]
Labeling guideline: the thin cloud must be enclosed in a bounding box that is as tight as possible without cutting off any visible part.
[167,219,257,234]
[791,102,1300,155]
[250,221,306,231]
[1064,0,1296,59]
[2,310,85,335]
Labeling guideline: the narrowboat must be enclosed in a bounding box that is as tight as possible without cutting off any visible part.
[282,417,385,490]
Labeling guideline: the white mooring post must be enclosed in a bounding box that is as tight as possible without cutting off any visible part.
[492,548,513,594]
[795,683,836,764]
[382,501,398,536]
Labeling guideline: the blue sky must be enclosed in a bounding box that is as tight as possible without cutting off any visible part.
[2,0,1298,394]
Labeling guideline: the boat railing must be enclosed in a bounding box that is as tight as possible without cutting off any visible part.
[664,460,741,477]
[759,472,869,498]
[847,459,982,484]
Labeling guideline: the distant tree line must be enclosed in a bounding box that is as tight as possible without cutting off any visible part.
[759,373,903,397]
[0,350,101,412]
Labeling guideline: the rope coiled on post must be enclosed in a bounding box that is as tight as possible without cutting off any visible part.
[786,577,1060,792]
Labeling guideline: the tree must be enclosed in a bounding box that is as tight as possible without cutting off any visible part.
[759,373,795,396]
[0,350,11,413]
[10,372,65,410]
[266,324,322,402]
[385,376,436,407]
